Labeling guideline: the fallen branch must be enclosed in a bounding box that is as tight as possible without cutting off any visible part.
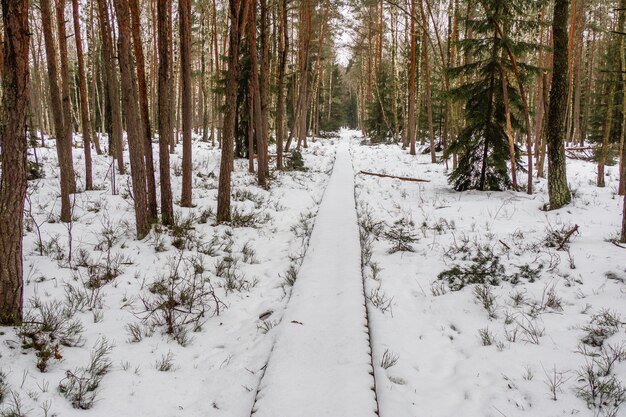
[611,240,626,249]
[359,171,431,183]
[557,224,579,251]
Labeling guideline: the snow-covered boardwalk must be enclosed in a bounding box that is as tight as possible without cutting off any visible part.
[252,133,378,417]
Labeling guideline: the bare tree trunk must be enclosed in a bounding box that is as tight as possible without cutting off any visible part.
[56,0,77,195]
[157,0,174,225]
[275,0,288,170]
[546,0,572,209]
[408,0,417,155]
[72,0,93,190]
[180,0,193,206]
[129,0,158,220]
[259,0,270,181]
[40,0,72,222]
[97,0,125,173]
[597,77,615,188]
[247,0,265,186]
[420,0,436,163]
[217,0,249,223]
[113,0,150,239]
[501,66,518,190]
[0,0,30,325]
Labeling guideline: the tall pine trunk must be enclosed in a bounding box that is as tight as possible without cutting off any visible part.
[546,0,572,210]
[129,0,158,220]
[180,0,193,206]
[217,0,249,223]
[97,0,125,173]
[72,0,93,190]
[113,0,150,239]
[40,0,72,222]
[0,0,30,325]
[157,0,174,225]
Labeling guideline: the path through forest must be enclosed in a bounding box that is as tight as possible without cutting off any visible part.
[251,131,378,417]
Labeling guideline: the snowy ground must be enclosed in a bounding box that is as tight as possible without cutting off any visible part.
[352,132,626,417]
[1,130,625,417]
[0,134,336,417]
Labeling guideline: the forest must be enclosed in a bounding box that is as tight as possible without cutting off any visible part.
[0,0,625,416]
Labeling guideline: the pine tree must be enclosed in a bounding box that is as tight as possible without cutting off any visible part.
[0,0,30,325]
[444,0,538,191]
[365,62,394,143]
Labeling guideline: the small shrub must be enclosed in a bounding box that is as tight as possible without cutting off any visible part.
[140,251,226,345]
[582,310,624,347]
[575,360,626,416]
[241,242,258,264]
[58,338,112,410]
[438,246,504,291]
[0,371,7,404]
[380,349,399,369]
[473,285,498,319]
[367,288,393,314]
[0,392,24,417]
[478,328,495,346]
[155,351,175,372]
[280,264,298,287]
[19,298,84,372]
[285,149,307,171]
[383,219,418,254]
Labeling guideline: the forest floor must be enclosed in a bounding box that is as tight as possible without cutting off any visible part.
[0,130,625,417]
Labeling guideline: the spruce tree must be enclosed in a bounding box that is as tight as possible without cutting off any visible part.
[444,0,539,191]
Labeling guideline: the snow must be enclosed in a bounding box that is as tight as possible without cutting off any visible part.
[1,130,626,417]
[352,133,626,417]
[252,132,377,417]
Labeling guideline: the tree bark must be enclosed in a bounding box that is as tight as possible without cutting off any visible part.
[259,0,270,182]
[129,0,158,220]
[217,0,249,223]
[97,0,125,173]
[408,0,417,155]
[55,0,77,195]
[157,0,174,225]
[40,0,72,222]
[546,0,572,209]
[113,0,150,239]
[71,0,93,190]
[0,0,30,325]
[180,0,193,206]
[275,0,288,170]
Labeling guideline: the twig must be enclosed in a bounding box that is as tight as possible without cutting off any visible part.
[359,171,431,182]
[557,224,579,251]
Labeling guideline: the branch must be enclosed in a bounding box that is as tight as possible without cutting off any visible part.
[359,171,431,182]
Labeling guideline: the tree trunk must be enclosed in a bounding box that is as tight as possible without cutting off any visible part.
[420,1,436,163]
[408,0,417,155]
[0,0,30,325]
[501,66,518,190]
[275,0,288,170]
[259,0,270,182]
[71,0,93,190]
[56,0,77,195]
[546,0,572,209]
[157,0,174,225]
[40,0,72,222]
[180,0,193,206]
[217,0,249,223]
[113,0,150,239]
[248,0,265,186]
[129,0,158,220]
[597,76,615,188]
[97,0,125,173]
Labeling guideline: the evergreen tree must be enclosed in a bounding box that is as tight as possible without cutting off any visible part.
[365,62,394,143]
[444,0,539,191]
